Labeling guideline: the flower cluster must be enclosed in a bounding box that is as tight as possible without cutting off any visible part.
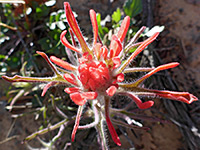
[3,2,198,147]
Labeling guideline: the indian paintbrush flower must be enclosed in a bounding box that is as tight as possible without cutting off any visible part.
[2,2,198,148]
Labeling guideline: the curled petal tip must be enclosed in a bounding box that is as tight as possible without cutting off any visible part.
[64,2,69,6]
[60,30,82,53]
[124,92,154,109]
[117,16,130,42]
[183,93,198,104]
[189,95,198,104]
[2,75,26,82]
[153,90,198,104]
[139,101,154,109]
[36,51,44,55]
[167,62,179,68]
[2,75,13,82]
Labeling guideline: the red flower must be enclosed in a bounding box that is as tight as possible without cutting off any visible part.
[2,2,198,147]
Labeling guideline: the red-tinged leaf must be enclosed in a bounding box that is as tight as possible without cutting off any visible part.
[117,16,130,42]
[125,26,146,50]
[90,9,98,46]
[129,32,159,60]
[64,87,80,94]
[106,86,117,96]
[70,92,86,106]
[50,56,77,71]
[116,32,159,74]
[123,67,154,73]
[105,97,121,146]
[119,87,198,105]
[71,105,84,142]
[60,30,82,53]
[151,90,198,104]
[2,75,53,83]
[132,62,179,87]
[64,2,92,54]
[105,116,121,146]
[36,51,59,74]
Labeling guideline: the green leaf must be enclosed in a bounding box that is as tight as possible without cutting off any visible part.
[0,54,6,59]
[123,0,142,18]
[36,7,42,13]
[112,8,121,23]
[36,5,50,18]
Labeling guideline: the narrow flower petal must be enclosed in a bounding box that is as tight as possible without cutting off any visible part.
[90,9,98,46]
[63,73,78,86]
[106,86,117,96]
[116,32,159,75]
[60,30,82,53]
[117,16,130,42]
[64,87,80,94]
[70,92,86,106]
[71,105,84,142]
[105,97,121,146]
[50,56,77,71]
[126,62,179,87]
[105,115,121,146]
[64,2,92,54]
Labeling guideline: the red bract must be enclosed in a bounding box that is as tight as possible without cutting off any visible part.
[2,2,198,148]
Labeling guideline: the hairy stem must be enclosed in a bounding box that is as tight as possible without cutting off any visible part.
[95,102,108,150]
